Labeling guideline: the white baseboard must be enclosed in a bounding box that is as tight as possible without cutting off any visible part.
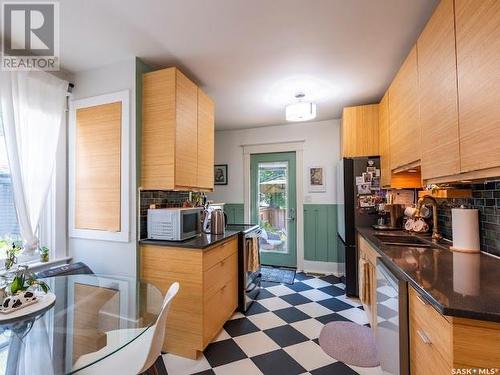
[300,260,344,277]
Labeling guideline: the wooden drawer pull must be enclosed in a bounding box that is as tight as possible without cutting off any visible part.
[417,329,431,344]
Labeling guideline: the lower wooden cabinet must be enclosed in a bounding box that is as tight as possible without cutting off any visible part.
[409,286,500,373]
[357,235,379,329]
[140,237,238,359]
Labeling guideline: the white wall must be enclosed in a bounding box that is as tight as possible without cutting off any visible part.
[209,119,341,205]
[68,58,137,278]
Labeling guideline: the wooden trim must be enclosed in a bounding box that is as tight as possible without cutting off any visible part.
[425,166,500,185]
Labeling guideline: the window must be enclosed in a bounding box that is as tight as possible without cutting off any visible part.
[0,121,21,261]
[0,118,54,266]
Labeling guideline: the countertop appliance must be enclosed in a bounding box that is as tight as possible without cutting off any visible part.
[376,258,409,375]
[147,207,202,241]
[210,209,227,235]
[226,224,262,312]
[336,156,381,297]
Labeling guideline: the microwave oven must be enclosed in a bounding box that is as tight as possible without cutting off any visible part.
[147,207,202,241]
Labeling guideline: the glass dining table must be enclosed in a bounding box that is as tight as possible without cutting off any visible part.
[0,274,164,375]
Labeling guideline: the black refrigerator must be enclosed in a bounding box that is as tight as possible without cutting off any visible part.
[336,157,381,297]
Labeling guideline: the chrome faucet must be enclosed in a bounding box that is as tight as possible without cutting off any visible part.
[415,195,442,242]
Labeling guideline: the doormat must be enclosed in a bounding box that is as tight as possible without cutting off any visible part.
[260,266,296,285]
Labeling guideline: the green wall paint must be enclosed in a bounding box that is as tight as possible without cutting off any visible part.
[303,204,339,263]
[224,203,244,224]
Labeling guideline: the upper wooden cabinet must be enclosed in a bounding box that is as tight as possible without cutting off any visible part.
[388,46,420,171]
[378,92,391,187]
[141,67,215,191]
[197,89,215,190]
[455,0,500,174]
[341,104,379,158]
[418,0,460,180]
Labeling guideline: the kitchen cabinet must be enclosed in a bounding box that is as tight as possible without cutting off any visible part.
[455,0,500,174]
[140,237,238,359]
[418,0,460,180]
[388,46,420,171]
[409,286,500,373]
[378,92,391,187]
[141,67,215,191]
[197,88,215,190]
[357,235,379,329]
[341,104,379,158]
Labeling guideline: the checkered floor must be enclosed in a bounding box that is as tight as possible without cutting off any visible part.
[162,272,385,375]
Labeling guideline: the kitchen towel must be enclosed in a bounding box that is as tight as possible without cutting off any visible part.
[451,208,480,253]
[246,236,260,273]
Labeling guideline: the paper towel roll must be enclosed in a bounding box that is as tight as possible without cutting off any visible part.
[451,208,480,253]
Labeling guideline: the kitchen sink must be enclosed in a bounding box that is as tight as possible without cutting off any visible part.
[374,234,432,247]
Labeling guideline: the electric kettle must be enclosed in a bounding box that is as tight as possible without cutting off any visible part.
[210,209,227,235]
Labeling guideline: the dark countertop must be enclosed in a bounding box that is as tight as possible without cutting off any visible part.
[139,230,240,250]
[357,227,500,323]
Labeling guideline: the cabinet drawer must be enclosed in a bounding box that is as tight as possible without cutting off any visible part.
[203,277,237,345]
[204,252,237,300]
[410,316,452,375]
[203,237,237,271]
[409,287,452,364]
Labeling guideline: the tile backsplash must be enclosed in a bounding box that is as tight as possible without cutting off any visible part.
[437,181,500,257]
[139,191,190,239]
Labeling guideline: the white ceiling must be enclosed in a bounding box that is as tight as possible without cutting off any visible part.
[60,0,438,129]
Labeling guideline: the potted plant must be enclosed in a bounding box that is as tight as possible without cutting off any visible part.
[8,265,50,295]
[4,241,22,270]
[39,246,49,263]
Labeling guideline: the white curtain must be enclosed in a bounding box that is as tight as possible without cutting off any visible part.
[0,71,67,250]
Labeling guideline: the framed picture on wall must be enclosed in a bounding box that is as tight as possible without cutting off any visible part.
[214,164,228,185]
[308,166,326,192]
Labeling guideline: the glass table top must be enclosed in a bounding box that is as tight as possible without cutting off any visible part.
[0,274,163,374]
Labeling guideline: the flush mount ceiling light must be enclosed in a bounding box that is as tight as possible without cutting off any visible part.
[285,93,317,122]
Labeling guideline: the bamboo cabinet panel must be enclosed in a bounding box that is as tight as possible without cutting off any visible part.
[175,70,199,189]
[388,46,420,170]
[141,67,215,191]
[378,92,391,187]
[418,0,460,181]
[197,88,215,190]
[455,0,500,173]
[341,104,379,158]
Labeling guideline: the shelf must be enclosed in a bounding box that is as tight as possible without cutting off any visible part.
[418,188,472,199]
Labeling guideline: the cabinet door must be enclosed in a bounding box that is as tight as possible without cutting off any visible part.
[379,92,391,187]
[389,46,420,170]
[175,70,199,189]
[342,105,379,157]
[455,0,500,173]
[141,68,176,190]
[418,0,460,180]
[197,88,215,190]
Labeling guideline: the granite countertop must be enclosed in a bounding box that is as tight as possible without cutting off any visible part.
[139,230,240,250]
[357,227,500,323]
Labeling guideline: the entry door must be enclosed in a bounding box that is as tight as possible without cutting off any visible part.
[250,152,297,267]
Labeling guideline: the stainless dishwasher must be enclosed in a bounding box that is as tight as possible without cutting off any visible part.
[376,259,409,375]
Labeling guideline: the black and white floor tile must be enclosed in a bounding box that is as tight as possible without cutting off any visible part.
[162,273,384,375]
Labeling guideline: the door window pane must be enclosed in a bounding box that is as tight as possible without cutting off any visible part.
[258,161,288,254]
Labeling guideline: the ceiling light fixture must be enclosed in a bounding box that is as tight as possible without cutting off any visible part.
[285,93,317,122]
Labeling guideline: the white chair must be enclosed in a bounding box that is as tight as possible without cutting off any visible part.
[74,282,180,375]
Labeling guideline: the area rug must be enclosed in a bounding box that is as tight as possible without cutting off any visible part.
[319,321,380,367]
[260,266,296,284]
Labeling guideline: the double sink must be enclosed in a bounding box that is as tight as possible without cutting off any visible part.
[374,233,433,248]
